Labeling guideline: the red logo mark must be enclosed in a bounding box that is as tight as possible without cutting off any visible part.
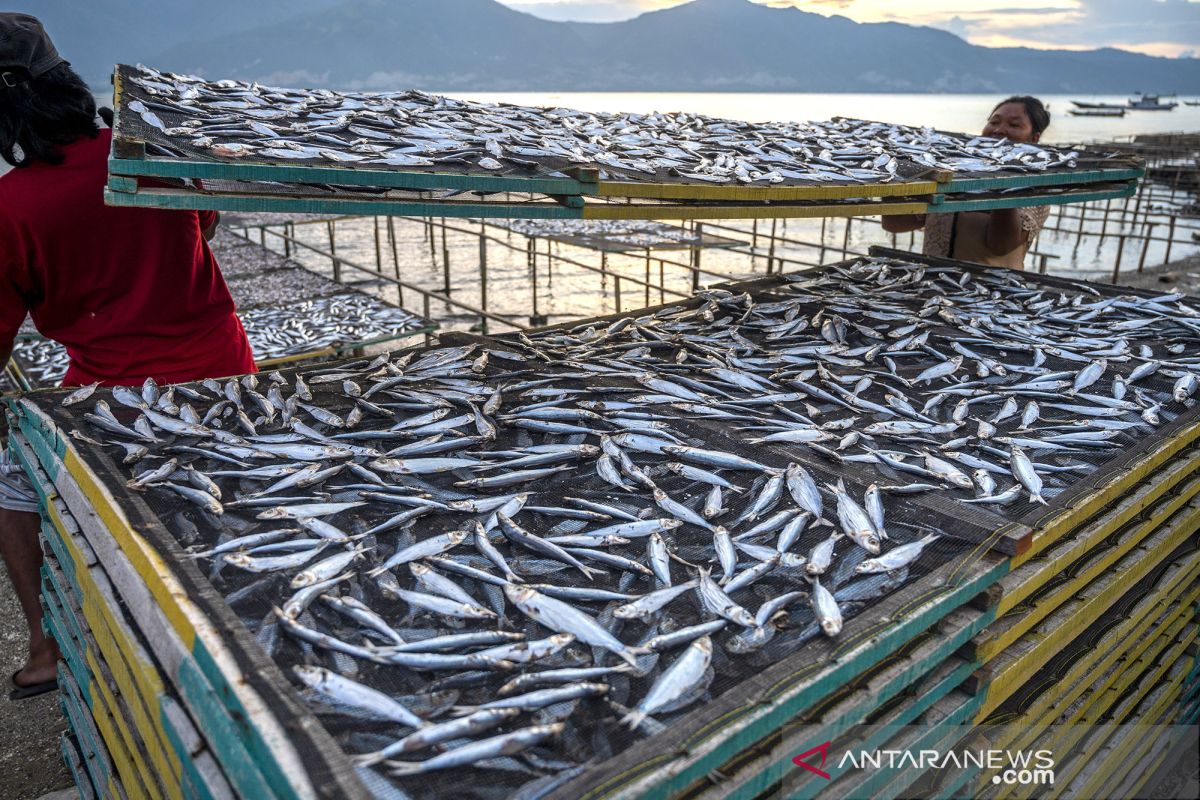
[792,741,832,780]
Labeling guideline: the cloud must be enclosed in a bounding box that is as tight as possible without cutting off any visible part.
[498,0,1200,56]
[499,0,686,22]
[979,0,1200,55]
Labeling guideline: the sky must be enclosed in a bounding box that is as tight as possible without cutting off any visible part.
[496,0,1200,58]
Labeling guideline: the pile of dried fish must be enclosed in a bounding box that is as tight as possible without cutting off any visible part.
[60,256,1199,794]
[122,64,1083,186]
[12,294,424,388]
[494,219,702,248]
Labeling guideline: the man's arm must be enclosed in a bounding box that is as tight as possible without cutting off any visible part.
[202,211,220,242]
[881,214,926,234]
[983,208,1025,255]
[0,342,11,376]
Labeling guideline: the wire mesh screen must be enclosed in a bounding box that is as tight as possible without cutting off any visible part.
[30,253,1200,799]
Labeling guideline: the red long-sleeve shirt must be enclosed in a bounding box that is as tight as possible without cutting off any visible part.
[0,128,255,387]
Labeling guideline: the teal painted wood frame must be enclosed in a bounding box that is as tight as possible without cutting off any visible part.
[941,166,1144,194]
[609,556,1010,800]
[103,187,586,220]
[820,691,985,800]
[720,607,995,800]
[929,183,1137,214]
[12,421,290,800]
[107,155,596,197]
[41,507,234,800]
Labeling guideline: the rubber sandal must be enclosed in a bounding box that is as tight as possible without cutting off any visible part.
[8,669,57,701]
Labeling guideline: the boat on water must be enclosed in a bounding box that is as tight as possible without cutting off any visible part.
[1185,100,1200,106]
[1068,108,1126,117]
[1071,100,1126,110]
[1127,93,1178,111]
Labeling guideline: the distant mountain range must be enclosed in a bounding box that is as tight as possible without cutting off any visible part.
[23,0,1200,93]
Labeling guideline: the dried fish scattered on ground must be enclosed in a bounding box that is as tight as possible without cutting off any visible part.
[121,64,1084,187]
[12,294,424,387]
[61,256,1200,795]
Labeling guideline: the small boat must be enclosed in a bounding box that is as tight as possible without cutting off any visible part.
[1127,93,1178,110]
[1185,100,1200,106]
[1069,108,1126,117]
[1071,100,1126,110]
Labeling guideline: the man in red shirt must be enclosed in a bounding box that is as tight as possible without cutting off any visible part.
[0,13,256,698]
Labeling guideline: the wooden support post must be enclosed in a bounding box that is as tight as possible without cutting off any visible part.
[479,231,488,335]
[1111,234,1127,284]
[546,238,552,286]
[1137,223,1155,273]
[441,218,451,294]
[387,217,403,306]
[614,275,621,314]
[841,217,852,260]
[373,217,382,272]
[259,226,266,247]
[1074,203,1086,249]
[428,218,437,267]
[752,219,758,250]
[692,224,703,291]
[1165,216,1177,265]
[1038,254,1048,274]
[423,294,432,346]
[327,220,340,282]
[644,248,651,307]
[529,242,545,327]
[767,218,778,274]
[283,222,292,258]
[601,251,608,282]
[659,261,665,304]
[1100,199,1112,241]
[819,217,827,263]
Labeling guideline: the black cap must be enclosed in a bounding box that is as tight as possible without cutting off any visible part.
[0,13,65,84]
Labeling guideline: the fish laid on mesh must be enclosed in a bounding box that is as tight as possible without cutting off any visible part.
[60,256,1200,795]
[493,219,703,248]
[122,64,1082,186]
[12,294,423,388]
[237,294,426,359]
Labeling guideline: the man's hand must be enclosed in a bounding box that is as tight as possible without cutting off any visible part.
[881,214,926,234]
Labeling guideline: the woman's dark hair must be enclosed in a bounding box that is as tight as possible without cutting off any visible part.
[992,95,1050,137]
[0,62,99,167]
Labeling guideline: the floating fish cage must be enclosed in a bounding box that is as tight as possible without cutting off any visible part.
[4,288,434,392]
[7,249,1199,800]
[104,65,1144,222]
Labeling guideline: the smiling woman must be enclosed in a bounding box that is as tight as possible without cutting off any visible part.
[881,95,1054,271]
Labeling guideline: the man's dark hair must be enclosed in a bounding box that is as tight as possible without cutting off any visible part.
[0,62,99,168]
[993,95,1051,137]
